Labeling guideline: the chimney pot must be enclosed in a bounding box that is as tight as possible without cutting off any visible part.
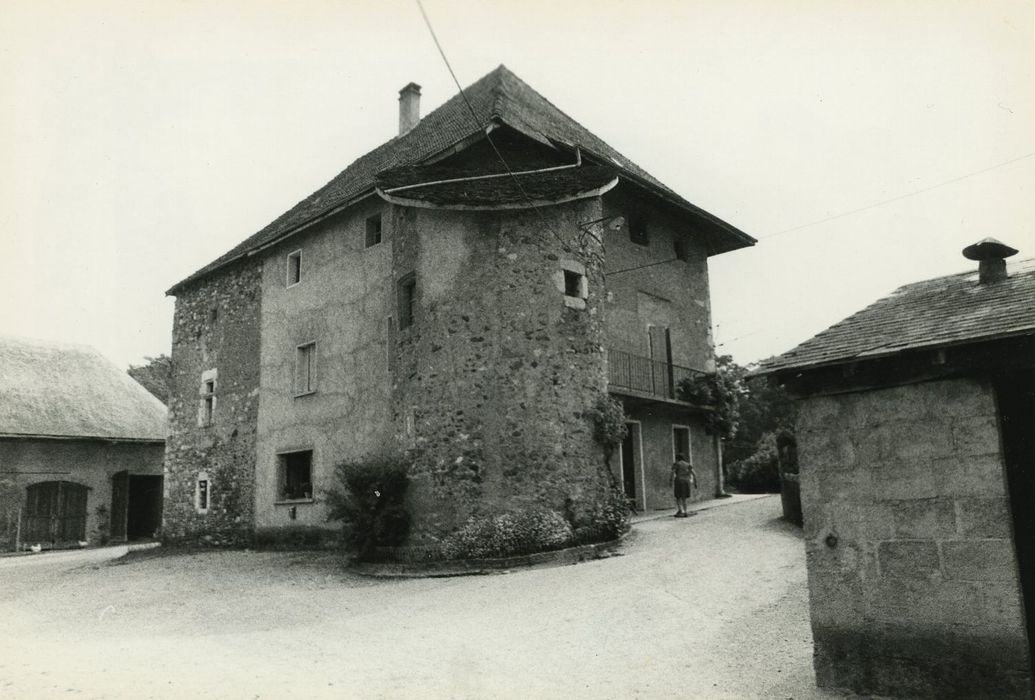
[962,237,1018,283]
[398,82,421,135]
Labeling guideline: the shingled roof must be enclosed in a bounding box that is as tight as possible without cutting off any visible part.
[0,336,167,441]
[168,65,753,293]
[756,257,1035,374]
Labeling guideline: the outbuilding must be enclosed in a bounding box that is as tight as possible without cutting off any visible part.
[0,336,167,550]
[756,239,1034,697]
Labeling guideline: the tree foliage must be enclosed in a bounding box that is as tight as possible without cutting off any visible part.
[127,354,172,405]
[677,354,746,440]
[720,355,797,493]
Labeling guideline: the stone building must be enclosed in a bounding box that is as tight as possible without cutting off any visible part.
[163,66,754,547]
[0,336,166,550]
[756,239,1034,697]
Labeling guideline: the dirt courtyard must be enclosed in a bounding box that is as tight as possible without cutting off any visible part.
[0,496,846,699]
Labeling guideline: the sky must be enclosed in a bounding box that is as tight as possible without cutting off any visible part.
[2,0,1032,369]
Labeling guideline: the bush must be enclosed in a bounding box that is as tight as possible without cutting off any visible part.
[725,432,780,493]
[442,507,574,560]
[325,456,411,558]
[573,486,630,544]
[588,394,628,449]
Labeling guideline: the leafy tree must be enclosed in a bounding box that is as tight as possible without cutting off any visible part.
[719,356,797,493]
[128,354,172,404]
[723,358,796,466]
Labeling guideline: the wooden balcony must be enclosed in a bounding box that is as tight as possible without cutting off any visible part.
[607,348,712,408]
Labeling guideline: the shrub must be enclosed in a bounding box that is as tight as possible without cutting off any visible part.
[325,456,411,558]
[725,432,781,493]
[573,485,630,544]
[588,394,628,449]
[441,507,574,560]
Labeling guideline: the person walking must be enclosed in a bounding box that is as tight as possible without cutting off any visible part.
[671,453,697,517]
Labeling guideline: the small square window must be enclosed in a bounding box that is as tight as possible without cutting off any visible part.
[398,275,416,330]
[365,214,383,248]
[673,239,688,261]
[295,342,317,395]
[629,213,648,246]
[564,269,583,298]
[196,473,210,513]
[286,250,302,287]
[278,450,313,501]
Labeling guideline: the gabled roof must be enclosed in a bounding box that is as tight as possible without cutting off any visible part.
[756,257,1035,374]
[0,336,167,442]
[169,65,753,293]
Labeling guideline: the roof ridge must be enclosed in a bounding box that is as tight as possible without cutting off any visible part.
[168,65,752,293]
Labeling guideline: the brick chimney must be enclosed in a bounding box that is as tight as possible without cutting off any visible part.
[398,82,421,135]
[962,237,1018,283]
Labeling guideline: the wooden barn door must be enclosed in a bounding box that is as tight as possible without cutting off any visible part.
[23,481,88,547]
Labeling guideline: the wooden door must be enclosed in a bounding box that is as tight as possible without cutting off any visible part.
[23,481,88,546]
[648,325,674,398]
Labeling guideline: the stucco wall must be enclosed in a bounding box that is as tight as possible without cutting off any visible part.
[617,404,716,512]
[797,377,1031,697]
[254,198,393,534]
[602,185,714,373]
[391,201,614,542]
[0,438,164,549]
[164,261,262,544]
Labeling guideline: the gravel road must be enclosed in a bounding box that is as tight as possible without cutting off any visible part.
[0,495,848,699]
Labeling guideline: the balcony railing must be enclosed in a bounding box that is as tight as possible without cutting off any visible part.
[607,348,709,402]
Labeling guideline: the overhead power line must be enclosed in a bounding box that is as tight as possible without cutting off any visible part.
[414,0,572,253]
[761,152,1034,241]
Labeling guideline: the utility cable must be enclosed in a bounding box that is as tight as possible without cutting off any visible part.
[761,152,1034,241]
[415,0,574,254]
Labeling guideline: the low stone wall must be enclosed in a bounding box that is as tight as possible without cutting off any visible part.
[797,377,1031,697]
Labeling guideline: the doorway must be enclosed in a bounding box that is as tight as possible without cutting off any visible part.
[619,421,644,510]
[126,475,163,540]
[110,472,163,541]
[23,481,88,547]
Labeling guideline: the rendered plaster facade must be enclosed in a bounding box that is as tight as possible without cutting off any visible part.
[254,198,393,536]
[0,438,164,549]
[602,185,720,510]
[797,377,1031,697]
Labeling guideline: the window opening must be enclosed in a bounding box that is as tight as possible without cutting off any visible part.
[196,474,210,513]
[295,342,317,395]
[365,214,383,248]
[279,451,313,501]
[398,276,416,329]
[629,213,648,246]
[673,238,688,261]
[200,376,216,426]
[564,270,583,298]
[286,250,302,286]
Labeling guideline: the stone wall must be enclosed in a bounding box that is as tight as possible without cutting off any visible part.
[797,377,1031,697]
[164,262,262,545]
[391,201,614,543]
